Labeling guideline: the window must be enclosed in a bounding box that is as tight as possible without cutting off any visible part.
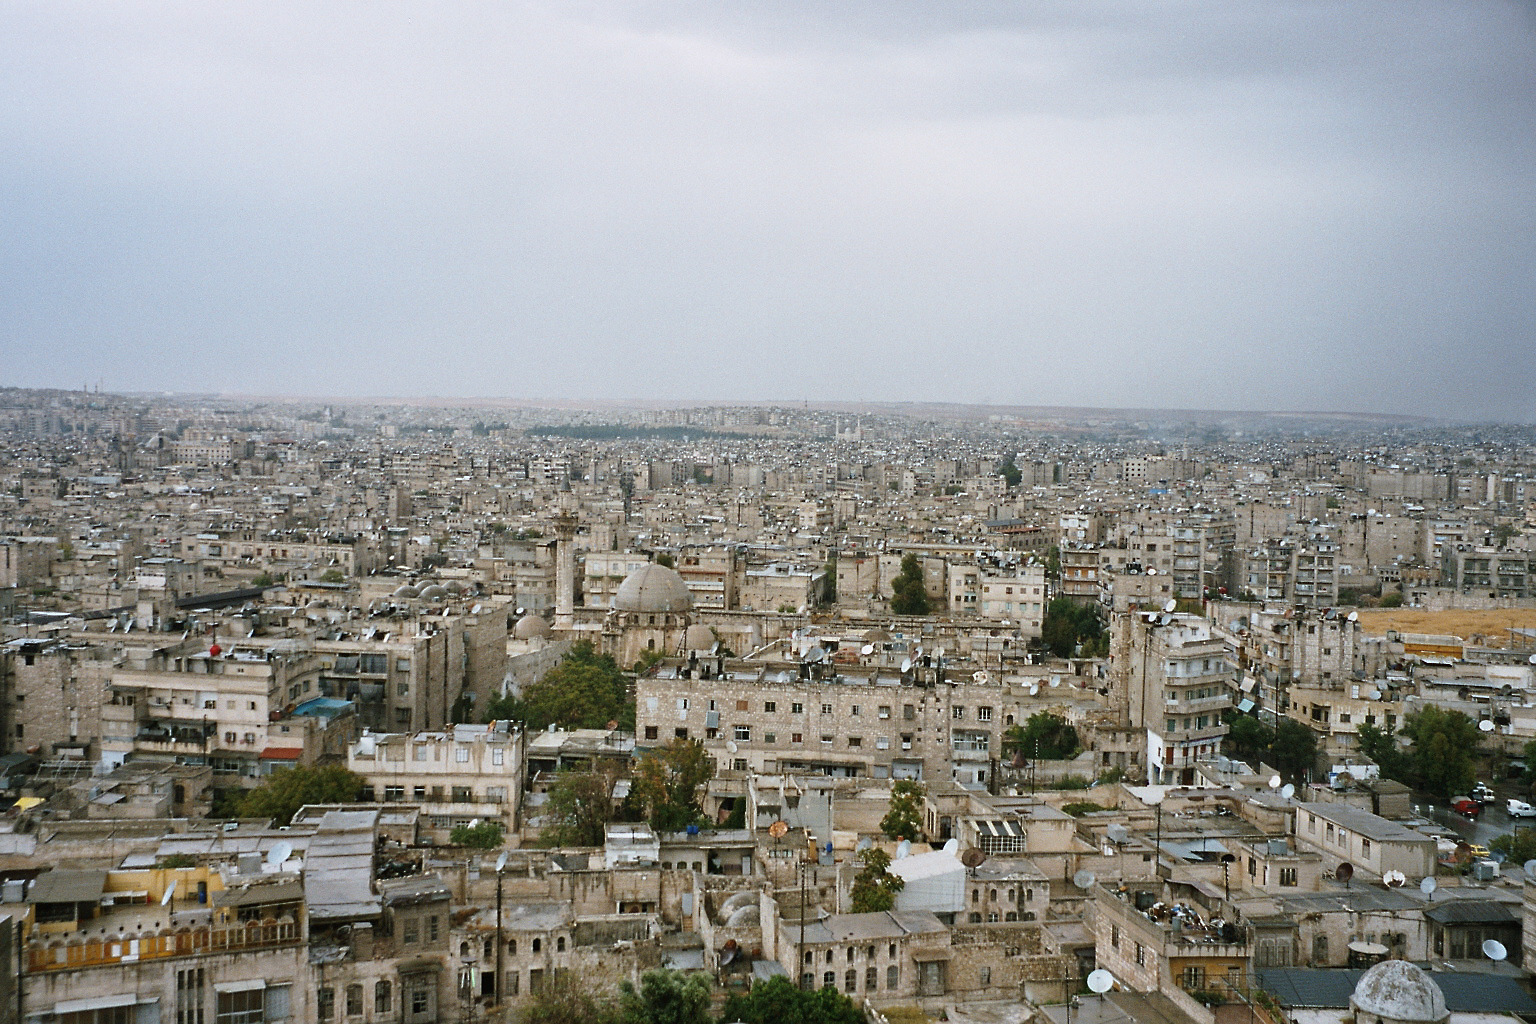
[845,970,858,992]
[177,967,205,1024]
[1361,838,1371,857]
[384,785,404,802]
[824,972,836,988]
[317,989,335,1022]
[887,965,899,989]
[851,705,862,716]
[492,747,504,766]
[734,725,750,741]
[375,982,391,1014]
[346,985,363,1017]
[397,682,410,696]
[404,919,419,944]
[980,967,991,986]
[1111,924,1119,948]
[645,726,658,740]
[428,916,439,942]
[876,737,890,749]
[1280,868,1298,886]
[557,936,566,951]
[456,746,470,763]
[866,966,878,990]
[879,706,891,719]
[764,732,776,744]
[1182,966,1206,990]
[792,702,804,714]
[765,701,776,713]
[978,706,993,722]
[904,704,915,720]
[675,728,689,739]
[953,707,965,720]
[822,703,833,715]
[848,736,862,747]
[414,745,428,762]
[532,938,541,953]
[411,986,431,1014]
[821,734,833,745]
[1134,942,1145,966]
[733,758,748,770]
[791,733,802,744]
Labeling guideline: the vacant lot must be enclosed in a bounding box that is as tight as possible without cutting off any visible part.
[1354,608,1536,647]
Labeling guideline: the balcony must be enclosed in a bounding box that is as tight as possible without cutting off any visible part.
[27,920,300,972]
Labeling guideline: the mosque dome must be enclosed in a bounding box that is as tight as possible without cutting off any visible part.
[513,614,552,639]
[613,564,693,614]
[392,584,420,600]
[684,624,717,650]
[1351,960,1448,1024]
[863,627,893,644]
[418,584,449,602]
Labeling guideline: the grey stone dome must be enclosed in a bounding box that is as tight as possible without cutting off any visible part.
[392,584,420,599]
[418,584,449,601]
[613,564,693,613]
[513,614,551,639]
[684,624,716,650]
[1351,960,1448,1024]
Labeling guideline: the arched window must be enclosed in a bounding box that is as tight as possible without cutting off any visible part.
[866,966,878,990]
[845,969,857,992]
[532,938,541,953]
[460,941,470,956]
[556,936,566,952]
[823,972,835,988]
[847,947,855,963]
[509,939,517,955]
[374,981,391,1014]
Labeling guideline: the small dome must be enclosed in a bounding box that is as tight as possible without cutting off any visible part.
[419,584,449,601]
[1351,960,1448,1024]
[392,584,420,599]
[613,564,693,614]
[514,614,551,639]
[684,624,716,650]
[863,628,893,643]
[444,581,464,594]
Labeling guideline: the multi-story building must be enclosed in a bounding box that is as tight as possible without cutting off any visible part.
[1114,612,1233,785]
[347,723,524,843]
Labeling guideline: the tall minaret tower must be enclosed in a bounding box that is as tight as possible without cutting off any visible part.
[553,478,578,631]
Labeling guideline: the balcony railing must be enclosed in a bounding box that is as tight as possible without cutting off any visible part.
[28,920,300,972]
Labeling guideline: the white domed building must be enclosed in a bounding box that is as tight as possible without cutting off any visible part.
[605,563,694,666]
[1350,960,1449,1024]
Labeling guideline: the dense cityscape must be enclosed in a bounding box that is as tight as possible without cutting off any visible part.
[1,385,1535,1023]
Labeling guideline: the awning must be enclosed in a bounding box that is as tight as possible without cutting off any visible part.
[27,869,108,904]
[213,880,305,908]
[214,979,266,994]
[1237,699,1256,713]
[259,747,303,761]
[55,994,152,1014]
[12,797,43,812]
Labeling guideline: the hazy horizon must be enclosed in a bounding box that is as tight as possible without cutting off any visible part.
[4,3,1534,420]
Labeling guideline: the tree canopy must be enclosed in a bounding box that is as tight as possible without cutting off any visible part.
[1222,712,1318,785]
[849,847,905,913]
[485,641,634,731]
[880,779,924,842]
[541,769,621,847]
[450,820,504,848]
[631,739,713,832]
[236,764,363,827]
[719,975,865,1024]
[617,970,712,1024]
[889,554,930,615]
[1359,706,1480,799]
[1040,597,1104,658]
[1004,711,1080,761]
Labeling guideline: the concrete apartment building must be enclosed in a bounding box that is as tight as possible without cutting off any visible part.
[347,722,524,843]
[1114,612,1234,785]
[1291,802,1436,882]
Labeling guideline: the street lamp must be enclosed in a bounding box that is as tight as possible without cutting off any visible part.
[494,851,508,1015]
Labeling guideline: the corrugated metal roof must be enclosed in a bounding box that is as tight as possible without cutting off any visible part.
[1257,968,1536,1014]
[27,869,107,904]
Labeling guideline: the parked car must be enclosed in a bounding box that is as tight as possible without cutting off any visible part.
[1508,798,1536,818]
[1451,796,1483,818]
[1472,782,1496,802]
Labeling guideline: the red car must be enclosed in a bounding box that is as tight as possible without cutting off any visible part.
[1451,797,1482,819]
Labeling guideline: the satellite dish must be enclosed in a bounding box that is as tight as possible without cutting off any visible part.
[1524,858,1536,877]
[942,838,960,856]
[1086,969,1115,994]
[1383,870,1405,887]
[1146,567,1156,575]
[161,881,177,905]
[1484,939,1508,962]
[961,848,987,868]
[1029,684,1039,696]
[1281,784,1295,799]
[1050,676,1061,687]
[1480,720,1496,733]
[768,821,789,839]
[1335,862,1354,884]
[1529,654,1536,666]
[901,659,913,673]
[856,837,872,852]
[1348,611,1359,622]
[495,851,509,873]
[973,670,989,684]
[896,839,912,860]
[861,644,875,656]
[1366,688,1380,700]
[1269,775,1282,790]
[1420,876,1437,897]
[267,841,293,868]
[726,740,739,753]
[935,647,945,659]
[1073,870,1096,890]
[1163,599,1178,613]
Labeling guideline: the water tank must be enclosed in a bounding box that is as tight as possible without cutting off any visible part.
[2,879,25,903]
[1473,859,1499,882]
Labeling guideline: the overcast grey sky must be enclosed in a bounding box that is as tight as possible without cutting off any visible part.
[3,2,1533,419]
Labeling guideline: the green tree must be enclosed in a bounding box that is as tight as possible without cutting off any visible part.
[880,779,925,842]
[236,764,363,827]
[1004,712,1081,761]
[1269,720,1319,785]
[718,975,864,1024]
[1040,597,1103,658]
[1491,829,1536,865]
[318,568,346,583]
[998,455,1022,489]
[518,972,621,1024]
[1401,706,1480,799]
[1222,713,1273,766]
[618,970,711,1024]
[252,572,277,588]
[655,553,675,568]
[450,820,505,848]
[485,641,633,731]
[1357,722,1410,782]
[849,847,905,913]
[1380,591,1404,608]
[541,769,620,847]
[889,554,930,615]
[822,555,837,604]
[631,739,713,832]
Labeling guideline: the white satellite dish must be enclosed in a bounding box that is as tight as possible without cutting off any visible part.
[161,881,177,905]
[973,670,989,684]
[1420,876,1438,897]
[1281,784,1296,799]
[1163,599,1177,613]
[267,841,293,868]
[1268,775,1282,790]
[1029,684,1039,696]
[1484,939,1508,961]
[1383,870,1406,888]
[495,851,509,873]
[861,644,875,656]
[1086,969,1115,994]
[1367,688,1381,700]
[896,839,912,860]
[1347,611,1359,622]
[1073,870,1096,890]
[935,647,945,660]
[942,838,960,856]
[1480,720,1496,733]
[1050,676,1061,688]
[901,659,912,673]
[1146,568,1156,575]
[1529,654,1536,666]
[726,740,739,753]
[856,837,872,852]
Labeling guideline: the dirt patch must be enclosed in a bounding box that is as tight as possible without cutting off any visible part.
[1353,608,1536,647]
